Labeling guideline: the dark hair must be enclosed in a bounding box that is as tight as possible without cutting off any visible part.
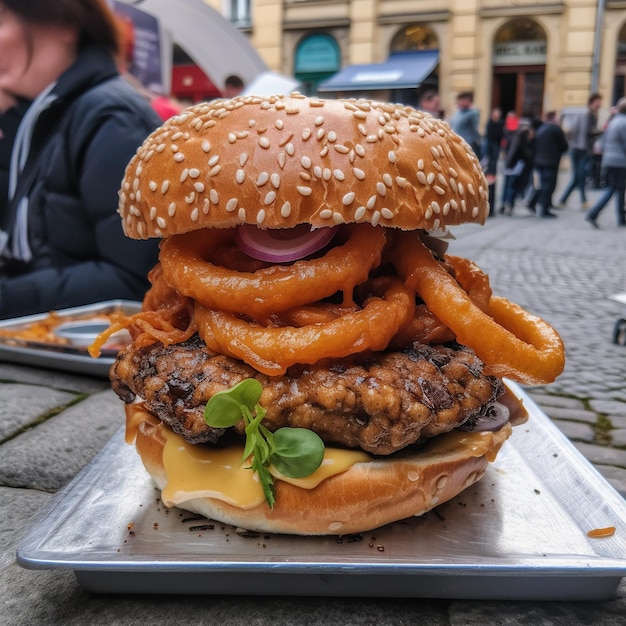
[588,92,602,106]
[0,0,122,58]
[225,75,244,90]
[419,89,438,103]
[457,91,474,101]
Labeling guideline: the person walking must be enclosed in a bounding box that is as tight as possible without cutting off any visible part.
[448,91,481,157]
[557,92,602,209]
[499,120,534,216]
[528,111,568,218]
[0,0,162,319]
[585,97,626,228]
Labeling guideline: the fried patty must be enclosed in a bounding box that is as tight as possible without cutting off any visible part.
[110,334,503,455]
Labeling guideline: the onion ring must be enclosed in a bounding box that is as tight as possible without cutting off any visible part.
[160,224,387,319]
[389,232,565,385]
[388,255,493,348]
[194,280,415,376]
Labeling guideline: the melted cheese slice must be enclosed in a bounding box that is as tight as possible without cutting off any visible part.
[160,426,371,509]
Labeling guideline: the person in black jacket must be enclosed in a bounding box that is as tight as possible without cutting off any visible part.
[0,0,162,319]
[499,120,535,215]
[527,111,569,218]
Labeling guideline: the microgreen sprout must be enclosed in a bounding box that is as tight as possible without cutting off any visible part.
[204,379,325,507]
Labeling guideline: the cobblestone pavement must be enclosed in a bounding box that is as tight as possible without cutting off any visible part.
[450,172,626,495]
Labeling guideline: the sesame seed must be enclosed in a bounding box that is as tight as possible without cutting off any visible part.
[228,133,236,144]
[450,199,459,211]
[194,182,205,192]
[275,119,284,130]
[366,134,378,143]
[327,131,337,142]
[417,159,425,170]
[185,192,195,204]
[354,206,366,220]
[427,173,435,185]
[149,181,157,192]
[317,129,325,140]
[191,207,199,221]
[257,209,266,224]
[377,182,387,196]
[202,198,210,214]
[468,183,476,196]
[174,153,185,162]
[302,128,312,141]
[461,199,467,212]
[201,141,211,153]
[277,152,286,169]
[433,218,441,230]
[161,180,170,194]
[472,206,479,217]
[258,137,270,149]
[425,207,433,220]
[313,165,322,179]
[137,222,145,237]
[236,169,245,184]
[189,168,200,178]
[168,202,176,216]
[264,191,276,205]
[342,192,355,205]
[240,153,248,167]
[353,168,365,180]
[434,185,445,196]
[208,165,221,177]
[381,208,393,220]
[226,198,238,212]
[157,216,167,229]
[333,169,345,181]
[334,144,349,154]
[301,156,312,169]
[210,189,219,204]
[352,110,368,120]
[320,146,329,157]
[388,151,396,164]
[238,208,246,220]
[458,182,465,196]
[281,201,291,217]
[367,196,376,210]
[256,172,269,186]
[417,171,428,185]
[300,172,311,182]
[170,144,179,153]
[431,201,441,214]
[355,144,365,157]
[322,168,332,181]
[396,176,407,186]
[382,173,392,187]
[315,116,324,126]
[333,212,344,224]
[319,209,332,219]
[297,185,312,196]
[371,210,381,226]
[443,202,450,216]
[437,174,447,187]
[448,167,459,177]
[208,155,220,167]
[285,143,295,156]
[271,173,280,188]
[149,206,157,220]
[180,169,189,183]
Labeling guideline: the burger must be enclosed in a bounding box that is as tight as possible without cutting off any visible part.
[103,94,565,536]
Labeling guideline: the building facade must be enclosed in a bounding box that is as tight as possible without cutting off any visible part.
[210,0,626,124]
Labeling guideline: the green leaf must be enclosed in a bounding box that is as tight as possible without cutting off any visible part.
[204,379,263,428]
[271,428,325,478]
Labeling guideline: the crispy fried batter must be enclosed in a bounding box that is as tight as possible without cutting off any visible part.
[110,334,502,455]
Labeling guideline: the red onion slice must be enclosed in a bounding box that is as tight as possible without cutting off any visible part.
[458,401,510,432]
[235,224,337,263]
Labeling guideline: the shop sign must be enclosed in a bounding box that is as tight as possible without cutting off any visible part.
[493,40,546,66]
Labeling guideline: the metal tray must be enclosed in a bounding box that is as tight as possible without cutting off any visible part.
[0,300,141,378]
[16,383,626,600]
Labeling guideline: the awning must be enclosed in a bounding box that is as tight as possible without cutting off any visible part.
[318,50,438,92]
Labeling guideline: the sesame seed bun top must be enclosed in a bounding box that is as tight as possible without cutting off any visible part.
[119,94,489,239]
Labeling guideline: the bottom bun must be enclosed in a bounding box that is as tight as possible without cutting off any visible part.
[130,405,513,535]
